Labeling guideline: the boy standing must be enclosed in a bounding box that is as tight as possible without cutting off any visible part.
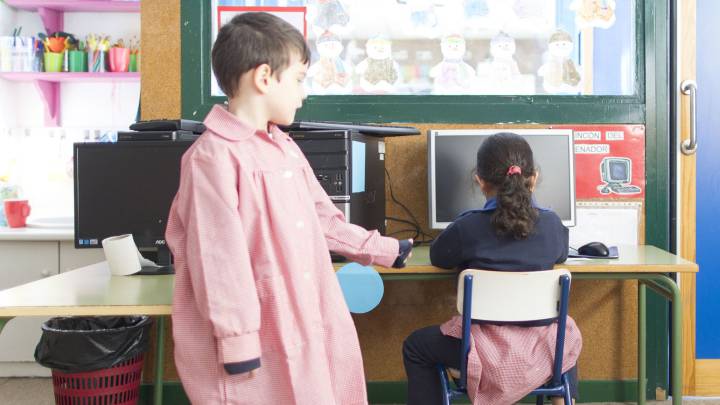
[166,12,412,404]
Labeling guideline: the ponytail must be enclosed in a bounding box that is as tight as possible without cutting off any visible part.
[493,170,538,239]
[476,133,538,239]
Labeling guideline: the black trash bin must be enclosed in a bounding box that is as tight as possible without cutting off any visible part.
[35,316,153,405]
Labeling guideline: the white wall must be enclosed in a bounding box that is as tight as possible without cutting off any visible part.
[0,7,141,218]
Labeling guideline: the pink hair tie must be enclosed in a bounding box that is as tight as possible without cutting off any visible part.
[507,165,522,176]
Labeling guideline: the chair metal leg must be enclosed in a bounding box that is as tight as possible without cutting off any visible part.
[535,394,544,405]
[437,365,452,405]
[563,374,572,405]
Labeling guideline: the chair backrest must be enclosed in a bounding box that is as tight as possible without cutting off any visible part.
[454,268,572,391]
[456,269,571,322]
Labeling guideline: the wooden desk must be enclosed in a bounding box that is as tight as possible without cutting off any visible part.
[0,245,697,405]
[355,244,698,276]
[0,263,172,405]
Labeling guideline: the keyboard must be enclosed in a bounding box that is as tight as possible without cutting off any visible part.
[281,121,420,136]
[611,185,642,194]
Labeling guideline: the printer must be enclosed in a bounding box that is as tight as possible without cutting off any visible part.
[289,130,387,235]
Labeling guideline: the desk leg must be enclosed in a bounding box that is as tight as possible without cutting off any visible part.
[642,276,682,405]
[154,316,166,405]
[672,285,683,405]
[662,277,683,405]
[638,283,646,405]
[575,273,682,405]
[0,317,13,334]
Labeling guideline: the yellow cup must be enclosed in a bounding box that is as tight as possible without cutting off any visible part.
[44,51,63,72]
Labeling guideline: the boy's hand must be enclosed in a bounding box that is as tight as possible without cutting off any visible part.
[224,358,261,375]
[392,239,413,268]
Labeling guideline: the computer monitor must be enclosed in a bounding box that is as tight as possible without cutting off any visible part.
[74,141,192,266]
[597,157,641,195]
[428,129,576,229]
[601,157,631,183]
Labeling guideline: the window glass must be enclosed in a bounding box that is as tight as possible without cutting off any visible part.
[211,0,636,96]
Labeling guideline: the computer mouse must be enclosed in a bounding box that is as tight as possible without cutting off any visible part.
[578,241,610,257]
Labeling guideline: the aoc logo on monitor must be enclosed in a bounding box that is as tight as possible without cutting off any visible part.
[155,240,166,246]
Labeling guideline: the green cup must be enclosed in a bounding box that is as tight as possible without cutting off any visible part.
[44,51,63,72]
[128,53,138,72]
[68,50,87,72]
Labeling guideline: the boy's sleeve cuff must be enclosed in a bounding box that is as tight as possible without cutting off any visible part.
[372,237,400,268]
[224,358,261,375]
[218,332,261,364]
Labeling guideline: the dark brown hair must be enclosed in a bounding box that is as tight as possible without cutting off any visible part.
[211,12,311,98]
[476,132,538,239]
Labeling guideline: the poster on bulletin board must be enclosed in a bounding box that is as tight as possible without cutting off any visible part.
[210,2,307,97]
[551,124,645,199]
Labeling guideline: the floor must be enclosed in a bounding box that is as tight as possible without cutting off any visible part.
[1,378,719,404]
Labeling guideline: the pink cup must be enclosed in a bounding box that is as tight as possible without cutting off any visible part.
[4,199,31,228]
[108,47,130,72]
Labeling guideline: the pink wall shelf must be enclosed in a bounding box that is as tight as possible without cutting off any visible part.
[0,72,140,82]
[0,72,140,126]
[2,1,140,126]
[4,1,140,34]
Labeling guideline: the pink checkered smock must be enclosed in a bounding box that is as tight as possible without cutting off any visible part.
[440,315,582,405]
[165,105,400,404]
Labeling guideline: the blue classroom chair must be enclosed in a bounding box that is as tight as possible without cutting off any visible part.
[437,269,573,405]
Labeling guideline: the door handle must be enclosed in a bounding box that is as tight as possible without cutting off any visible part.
[681,79,698,155]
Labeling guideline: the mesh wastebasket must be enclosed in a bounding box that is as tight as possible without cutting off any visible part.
[51,354,144,405]
[35,316,153,405]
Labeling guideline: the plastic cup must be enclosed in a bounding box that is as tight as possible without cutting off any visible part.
[88,50,106,72]
[128,53,138,72]
[44,51,63,72]
[109,47,130,72]
[68,50,88,72]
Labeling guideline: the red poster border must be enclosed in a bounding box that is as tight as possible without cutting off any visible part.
[217,6,308,38]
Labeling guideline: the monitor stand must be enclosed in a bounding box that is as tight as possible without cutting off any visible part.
[135,246,175,275]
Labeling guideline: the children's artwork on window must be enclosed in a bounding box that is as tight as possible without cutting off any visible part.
[476,32,534,95]
[307,0,351,37]
[355,37,401,93]
[307,31,353,94]
[429,34,475,95]
[464,0,489,19]
[397,0,439,38]
[570,0,617,29]
[483,0,519,32]
[537,29,581,94]
[513,0,547,19]
[208,0,636,96]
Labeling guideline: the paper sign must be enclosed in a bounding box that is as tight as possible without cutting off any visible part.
[569,202,641,247]
[553,124,645,199]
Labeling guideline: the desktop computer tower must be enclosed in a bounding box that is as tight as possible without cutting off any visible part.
[289,130,386,235]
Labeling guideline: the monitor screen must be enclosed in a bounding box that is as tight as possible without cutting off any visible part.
[428,129,576,229]
[607,158,631,183]
[74,141,192,251]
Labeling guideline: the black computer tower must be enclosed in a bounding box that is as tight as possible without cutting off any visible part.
[289,130,386,235]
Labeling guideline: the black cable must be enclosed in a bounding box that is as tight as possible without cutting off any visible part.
[384,169,435,245]
[386,217,420,240]
[387,229,420,238]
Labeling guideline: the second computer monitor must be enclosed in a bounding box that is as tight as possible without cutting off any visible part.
[428,129,576,229]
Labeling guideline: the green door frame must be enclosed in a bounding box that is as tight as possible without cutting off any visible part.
[180,0,671,399]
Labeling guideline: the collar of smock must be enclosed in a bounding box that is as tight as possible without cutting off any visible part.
[203,104,289,142]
